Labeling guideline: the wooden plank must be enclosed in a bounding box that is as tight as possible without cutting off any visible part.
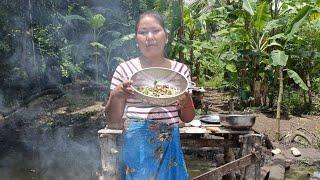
[98,127,253,135]
[192,154,255,180]
[98,129,123,134]
[181,138,239,148]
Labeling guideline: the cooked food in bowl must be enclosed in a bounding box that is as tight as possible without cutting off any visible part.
[130,67,189,106]
[138,84,180,97]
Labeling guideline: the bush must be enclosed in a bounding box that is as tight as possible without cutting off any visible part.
[282,90,310,116]
[310,94,320,115]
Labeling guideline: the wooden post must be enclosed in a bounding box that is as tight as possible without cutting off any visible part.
[222,135,236,180]
[239,134,263,180]
[98,129,122,180]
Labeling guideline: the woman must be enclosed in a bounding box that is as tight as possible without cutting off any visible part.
[105,11,195,180]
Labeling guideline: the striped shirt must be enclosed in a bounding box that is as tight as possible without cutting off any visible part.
[110,58,191,124]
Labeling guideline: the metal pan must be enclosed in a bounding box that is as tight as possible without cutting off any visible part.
[219,114,256,129]
[198,115,220,124]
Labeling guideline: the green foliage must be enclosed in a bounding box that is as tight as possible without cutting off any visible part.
[282,89,310,116]
[242,0,256,16]
[90,42,107,49]
[0,0,320,113]
[312,95,320,115]
[200,75,224,88]
[270,50,288,66]
[60,46,81,78]
[253,2,270,31]
[286,69,309,91]
[285,5,314,40]
[90,14,106,29]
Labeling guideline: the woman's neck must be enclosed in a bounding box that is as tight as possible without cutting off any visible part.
[139,55,169,68]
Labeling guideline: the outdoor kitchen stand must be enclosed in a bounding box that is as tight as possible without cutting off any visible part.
[98,124,266,180]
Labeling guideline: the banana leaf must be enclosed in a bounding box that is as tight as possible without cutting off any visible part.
[286,69,309,91]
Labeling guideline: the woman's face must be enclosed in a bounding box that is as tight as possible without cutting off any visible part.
[136,16,167,59]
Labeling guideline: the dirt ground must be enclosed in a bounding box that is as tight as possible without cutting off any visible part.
[253,113,320,144]
[201,88,320,146]
[202,88,320,171]
[254,113,320,168]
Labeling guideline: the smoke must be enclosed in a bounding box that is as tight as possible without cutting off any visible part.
[1,0,136,100]
[0,0,137,179]
[0,126,102,180]
[31,127,101,180]
[0,92,3,111]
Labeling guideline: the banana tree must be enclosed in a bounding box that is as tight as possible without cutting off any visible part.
[270,50,308,139]
[269,3,319,140]
[223,0,277,106]
[286,10,320,105]
[179,1,225,84]
[224,0,317,108]
[89,14,106,81]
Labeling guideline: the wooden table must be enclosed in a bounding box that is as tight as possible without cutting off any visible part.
[98,124,265,180]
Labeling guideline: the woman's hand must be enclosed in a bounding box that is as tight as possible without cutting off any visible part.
[105,80,133,129]
[177,91,194,109]
[177,91,195,123]
[110,80,134,100]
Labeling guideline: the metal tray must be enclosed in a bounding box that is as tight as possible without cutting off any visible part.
[198,115,220,124]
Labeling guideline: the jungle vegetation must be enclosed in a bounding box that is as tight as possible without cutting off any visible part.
[0,0,319,139]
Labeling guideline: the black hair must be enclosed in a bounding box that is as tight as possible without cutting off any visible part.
[135,11,168,36]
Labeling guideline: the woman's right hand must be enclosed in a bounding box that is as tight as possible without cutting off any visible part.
[110,80,134,100]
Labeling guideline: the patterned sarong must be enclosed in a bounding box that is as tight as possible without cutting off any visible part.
[120,119,188,180]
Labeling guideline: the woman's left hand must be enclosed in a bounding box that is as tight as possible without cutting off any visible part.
[177,91,195,122]
[177,91,194,109]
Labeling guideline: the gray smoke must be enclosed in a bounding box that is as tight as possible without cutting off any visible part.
[0,0,135,179]
[32,127,101,180]
[0,92,3,111]
[0,126,102,180]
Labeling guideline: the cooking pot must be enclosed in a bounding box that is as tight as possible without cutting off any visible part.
[219,114,256,129]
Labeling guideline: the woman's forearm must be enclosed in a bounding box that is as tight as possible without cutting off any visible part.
[178,95,195,123]
[105,93,126,128]
[178,92,196,122]
[179,107,195,123]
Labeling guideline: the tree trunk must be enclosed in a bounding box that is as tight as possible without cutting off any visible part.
[261,79,269,106]
[253,56,261,106]
[195,57,200,84]
[253,80,261,106]
[190,32,197,82]
[276,66,283,141]
[306,67,312,105]
[28,0,39,85]
[178,0,185,64]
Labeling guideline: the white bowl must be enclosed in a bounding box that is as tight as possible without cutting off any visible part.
[130,67,189,106]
